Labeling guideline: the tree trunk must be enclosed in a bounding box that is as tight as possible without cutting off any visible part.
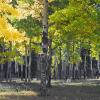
[97,54,100,79]
[9,61,12,82]
[28,52,31,83]
[69,63,72,79]
[79,68,82,79]
[90,56,93,78]
[28,39,32,83]
[15,62,18,78]
[21,62,23,81]
[6,62,9,82]
[40,0,48,96]
[72,64,75,80]
[97,57,100,72]
[7,42,12,82]
[58,47,62,79]
[53,55,57,79]
[25,46,28,83]
[84,55,87,79]
[75,63,79,79]
[40,54,48,96]
[47,39,52,87]
[0,44,4,81]
[0,64,3,81]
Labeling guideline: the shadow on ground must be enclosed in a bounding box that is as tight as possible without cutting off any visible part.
[0,79,100,100]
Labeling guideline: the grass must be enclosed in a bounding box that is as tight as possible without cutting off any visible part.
[0,79,100,100]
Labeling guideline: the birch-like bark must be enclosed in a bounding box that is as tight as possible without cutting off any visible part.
[21,61,23,80]
[8,61,12,82]
[97,54,100,78]
[25,46,28,83]
[46,39,52,87]
[0,64,3,81]
[75,63,79,79]
[84,55,87,79]
[0,44,4,81]
[90,55,93,78]
[28,52,31,83]
[15,62,18,78]
[8,42,12,82]
[28,39,32,83]
[97,56,100,72]
[40,0,48,96]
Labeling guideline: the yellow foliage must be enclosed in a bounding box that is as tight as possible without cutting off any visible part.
[0,16,8,29]
[17,0,43,20]
[0,2,19,16]
[0,2,29,44]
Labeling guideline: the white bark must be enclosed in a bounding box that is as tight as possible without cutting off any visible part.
[90,56,93,78]
[97,55,100,73]
[40,0,48,96]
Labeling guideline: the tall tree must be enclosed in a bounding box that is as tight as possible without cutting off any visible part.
[40,0,48,96]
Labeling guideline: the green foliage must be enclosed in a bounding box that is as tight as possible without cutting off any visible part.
[18,0,35,5]
[49,0,99,63]
[0,0,99,65]
[10,0,18,8]
[13,15,42,37]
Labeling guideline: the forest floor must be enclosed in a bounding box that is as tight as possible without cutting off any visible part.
[0,79,100,100]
